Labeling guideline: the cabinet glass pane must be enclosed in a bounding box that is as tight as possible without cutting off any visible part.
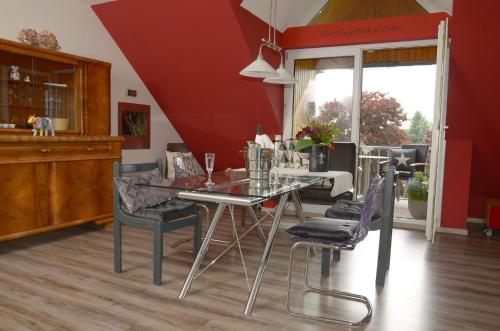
[0,49,78,131]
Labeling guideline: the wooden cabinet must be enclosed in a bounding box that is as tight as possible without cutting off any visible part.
[0,38,122,242]
[0,137,122,241]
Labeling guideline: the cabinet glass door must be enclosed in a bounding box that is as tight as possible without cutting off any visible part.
[0,49,78,131]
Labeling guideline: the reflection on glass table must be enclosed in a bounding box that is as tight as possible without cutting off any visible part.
[144,169,326,200]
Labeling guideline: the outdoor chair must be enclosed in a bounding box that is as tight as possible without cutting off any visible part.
[380,144,429,198]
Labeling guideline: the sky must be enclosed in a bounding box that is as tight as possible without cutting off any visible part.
[314,65,437,129]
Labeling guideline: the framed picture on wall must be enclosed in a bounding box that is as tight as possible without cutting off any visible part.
[118,102,150,149]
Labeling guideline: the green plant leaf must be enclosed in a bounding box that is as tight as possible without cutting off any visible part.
[295,139,314,150]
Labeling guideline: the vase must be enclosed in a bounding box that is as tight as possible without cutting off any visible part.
[408,199,427,219]
[309,145,328,172]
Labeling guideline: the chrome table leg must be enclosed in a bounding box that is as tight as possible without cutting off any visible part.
[246,206,266,245]
[179,203,227,299]
[244,192,289,315]
[291,191,306,223]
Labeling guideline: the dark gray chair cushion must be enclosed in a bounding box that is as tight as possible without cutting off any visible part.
[325,178,385,231]
[287,218,359,243]
[127,199,197,223]
[325,200,364,220]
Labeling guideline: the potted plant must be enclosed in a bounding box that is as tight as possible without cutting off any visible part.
[406,171,429,219]
[295,119,340,172]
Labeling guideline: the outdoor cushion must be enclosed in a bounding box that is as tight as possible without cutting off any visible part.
[129,199,197,223]
[287,218,359,243]
[389,148,416,172]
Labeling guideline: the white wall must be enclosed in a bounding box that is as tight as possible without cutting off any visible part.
[0,0,182,163]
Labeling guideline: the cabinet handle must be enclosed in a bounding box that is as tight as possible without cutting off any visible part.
[86,147,96,151]
[40,148,51,153]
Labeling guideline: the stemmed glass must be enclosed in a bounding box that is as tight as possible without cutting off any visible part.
[205,153,215,187]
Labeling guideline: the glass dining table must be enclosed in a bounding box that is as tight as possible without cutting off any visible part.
[142,169,332,315]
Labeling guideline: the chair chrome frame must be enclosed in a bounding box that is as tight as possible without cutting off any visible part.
[286,241,372,327]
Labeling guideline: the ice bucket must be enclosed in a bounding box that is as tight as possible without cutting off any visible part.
[243,142,273,189]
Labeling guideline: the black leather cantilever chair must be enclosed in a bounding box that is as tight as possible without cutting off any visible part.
[113,159,201,285]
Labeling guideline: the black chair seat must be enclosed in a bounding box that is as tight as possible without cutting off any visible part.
[325,200,382,231]
[128,199,197,223]
[287,218,359,243]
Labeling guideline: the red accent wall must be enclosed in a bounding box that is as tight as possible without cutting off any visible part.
[440,140,472,229]
[444,0,500,222]
[93,0,283,170]
[282,13,448,49]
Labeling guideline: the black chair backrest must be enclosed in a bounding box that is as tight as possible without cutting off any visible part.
[401,144,429,172]
[167,143,189,153]
[118,160,163,175]
[328,142,356,178]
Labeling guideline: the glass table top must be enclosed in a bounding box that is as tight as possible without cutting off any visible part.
[140,170,330,199]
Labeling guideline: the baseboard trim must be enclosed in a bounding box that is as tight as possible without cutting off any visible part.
[467,217,485,224]
[437,226,468,236]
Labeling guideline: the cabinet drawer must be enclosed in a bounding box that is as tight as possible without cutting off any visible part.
[0,142,119,163]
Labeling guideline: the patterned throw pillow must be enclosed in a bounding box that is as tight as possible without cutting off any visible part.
[389,148,416,172]
[166,151,192,179]
[293,151,310,170]
[173,155,202,178]
[114,168,169,213]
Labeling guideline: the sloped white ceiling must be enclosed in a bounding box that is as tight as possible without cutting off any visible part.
[240,0,329,32]
[241,0,452,32]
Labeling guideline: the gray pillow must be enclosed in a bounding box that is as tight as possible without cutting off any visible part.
[173,155,205,178]
[114,168,170,213]
[389,148,416,171]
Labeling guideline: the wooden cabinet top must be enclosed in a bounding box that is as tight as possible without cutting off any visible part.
[0,135,123,143]
[0,37,111,67]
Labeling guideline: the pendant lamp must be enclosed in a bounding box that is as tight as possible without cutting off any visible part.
[263,54,297,84]
[239,0,295,85]
[240,45,279,78]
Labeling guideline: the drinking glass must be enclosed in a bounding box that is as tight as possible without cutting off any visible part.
[205,152,215,186]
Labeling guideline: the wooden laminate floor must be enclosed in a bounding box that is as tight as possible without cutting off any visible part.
[1,209,500,331]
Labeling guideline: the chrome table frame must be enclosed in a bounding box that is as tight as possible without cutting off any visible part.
[178,189,306,315]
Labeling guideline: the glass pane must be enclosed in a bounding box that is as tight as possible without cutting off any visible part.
[292,56,354,142]
[140,170,328,199]
[0,49,77,131]
[358,48,436,203]
[34,57,78,131]
[0,50,34,128]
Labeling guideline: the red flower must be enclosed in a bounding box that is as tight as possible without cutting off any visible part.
[328,144,336,152]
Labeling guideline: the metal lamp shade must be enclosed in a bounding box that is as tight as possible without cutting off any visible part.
[240,49,279,78]
[263,61,296,85]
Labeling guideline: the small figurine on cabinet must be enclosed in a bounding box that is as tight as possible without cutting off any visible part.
[10,66,20,81]
[28,115,55,137]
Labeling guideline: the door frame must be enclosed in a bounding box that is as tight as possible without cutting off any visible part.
[284,38,440,230]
